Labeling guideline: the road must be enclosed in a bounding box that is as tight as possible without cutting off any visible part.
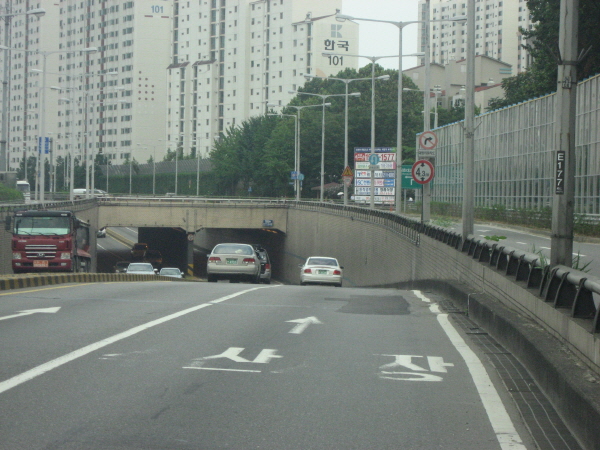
[446,222,600,278]
[0,281,549,450]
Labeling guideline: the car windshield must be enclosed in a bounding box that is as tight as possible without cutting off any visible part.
[128,264,153,272]
[14,216,70,236]
[161,269,179,275]
[213,244,253,255]
[307,258,338,266]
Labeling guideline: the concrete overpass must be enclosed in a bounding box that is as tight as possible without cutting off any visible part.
[1,196,600,449]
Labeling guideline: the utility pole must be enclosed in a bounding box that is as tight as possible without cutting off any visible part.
[551,0,579,267]
[462,0,476,241]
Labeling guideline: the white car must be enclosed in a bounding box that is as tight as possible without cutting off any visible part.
[159,267,184,278]
[207,243,261,283]
[125,262,157,275]
[299,256,343,287]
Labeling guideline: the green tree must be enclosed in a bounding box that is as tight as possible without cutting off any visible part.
[488,0,600,111]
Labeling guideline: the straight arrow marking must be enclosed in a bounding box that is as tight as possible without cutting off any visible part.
[286,316,323,334]
[0,307,61,322]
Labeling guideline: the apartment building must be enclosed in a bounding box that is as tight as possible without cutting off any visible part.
[1,0,357,171]
[1,0,173,170]
[167,0,358,158]
[418,0,533,73]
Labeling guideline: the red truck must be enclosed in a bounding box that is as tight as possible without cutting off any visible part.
[6,210,92,273]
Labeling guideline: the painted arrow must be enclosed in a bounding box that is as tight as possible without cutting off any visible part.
[286,316,323,334]
[0,307,61,322]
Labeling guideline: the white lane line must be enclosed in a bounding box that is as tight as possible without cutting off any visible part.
[412,291,526,450]
[516,242,528,245]
[0,286,277,395]
[181,367,261,373]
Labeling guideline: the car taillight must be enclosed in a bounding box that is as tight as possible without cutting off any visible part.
[208,256,221,263]
[265,263,271,270]
[333,270,341,275]
[242,258,256,264]
[303,268,312,274]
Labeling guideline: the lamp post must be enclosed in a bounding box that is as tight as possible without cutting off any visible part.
[0,8,45,173]
[304,74,367,206]
[270,102,324,201]
[289,91,353,202]
[335,11,464,213]
[320,55,391,208]
[2,45,98,202]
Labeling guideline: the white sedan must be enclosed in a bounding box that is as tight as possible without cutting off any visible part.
[299,256,343,287]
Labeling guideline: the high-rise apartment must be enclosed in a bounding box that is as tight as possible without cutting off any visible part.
[167,0,358,158]
[1,0,358,173]
[418,0,533,73]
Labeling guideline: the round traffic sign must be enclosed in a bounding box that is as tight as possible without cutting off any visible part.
[369,154,380,165]
[411,160,435,184]
[419,131,438,150]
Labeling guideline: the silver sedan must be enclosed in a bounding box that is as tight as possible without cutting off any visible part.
[299,256,343,287]
[207,243,261,283]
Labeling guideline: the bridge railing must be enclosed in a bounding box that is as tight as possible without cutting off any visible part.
[417,220,600,334]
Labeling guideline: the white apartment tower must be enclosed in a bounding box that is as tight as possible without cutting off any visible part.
[2,0,173,170]
[167,0,358,158]
[418,0,533,74]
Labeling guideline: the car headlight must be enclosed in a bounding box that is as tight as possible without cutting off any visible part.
[60,252,71,259]
[12,252,21,259]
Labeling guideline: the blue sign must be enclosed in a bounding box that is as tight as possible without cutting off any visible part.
[290,171,297,180]
[262,219,274,227]
[369,154,380,165]
[38,137,51,154]
[354,147,396,153]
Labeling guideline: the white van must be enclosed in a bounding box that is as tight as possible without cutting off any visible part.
[73,189,108,198]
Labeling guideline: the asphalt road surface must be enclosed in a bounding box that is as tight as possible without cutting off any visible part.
[0,281,539,449]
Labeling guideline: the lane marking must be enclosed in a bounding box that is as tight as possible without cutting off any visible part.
[182,367,261,373]
[0,285,278,395]
[412,290,526,450]
[0,283,95,297]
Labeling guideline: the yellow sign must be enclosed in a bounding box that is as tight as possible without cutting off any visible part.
[341,166,353,177]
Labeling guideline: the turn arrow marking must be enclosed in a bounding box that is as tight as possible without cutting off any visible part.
[286,316,323,334]
[0,307,61,322]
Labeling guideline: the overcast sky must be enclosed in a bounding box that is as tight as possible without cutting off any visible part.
[340,0,421,70]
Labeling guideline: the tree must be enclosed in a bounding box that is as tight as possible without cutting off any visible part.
[487,0,600,111]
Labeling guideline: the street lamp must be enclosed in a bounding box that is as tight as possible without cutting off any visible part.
[335,11,464,214]
[269,102,325,201]
[289,91,354,202]
[2,45,98,202]
[321,55,391,208]
[304,74,366,206]
[0,8,46,173]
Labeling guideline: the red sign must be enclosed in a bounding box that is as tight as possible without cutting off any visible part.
[411,160,435,184]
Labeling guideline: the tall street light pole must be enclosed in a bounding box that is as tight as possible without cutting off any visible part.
[272,103,324,201]
[0,8,45,173]
[304,74,367,206]
[322,54,391,208]
[335,13,423,212]
[2,45,97,202]
[289,91,350,202]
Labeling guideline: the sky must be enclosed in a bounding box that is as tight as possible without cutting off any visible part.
[340,0,421,70]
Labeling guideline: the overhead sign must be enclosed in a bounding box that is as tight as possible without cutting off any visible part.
[412,160,435,184]
[419,131,438,150]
